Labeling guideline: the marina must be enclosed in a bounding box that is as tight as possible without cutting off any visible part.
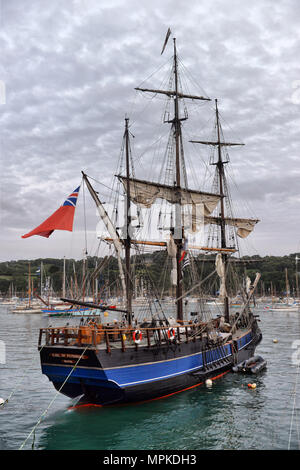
[0,303,299,450]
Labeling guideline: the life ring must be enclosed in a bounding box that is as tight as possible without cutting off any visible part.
[168,327,176,341]
[133,329,142,344]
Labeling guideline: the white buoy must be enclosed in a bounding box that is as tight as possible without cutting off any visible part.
[0,398,5,406]
[205,379,213,387]
[247,383,257,389]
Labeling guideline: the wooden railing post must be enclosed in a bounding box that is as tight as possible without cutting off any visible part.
[146,329,151,348]
[105,331,111,353]
[120,331,126,352]
[78,328,82,346]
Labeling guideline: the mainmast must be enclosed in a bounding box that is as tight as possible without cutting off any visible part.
[173,38,183,321]
[215,99,230,322]
[135,35,211,321]
[124,117,133,324]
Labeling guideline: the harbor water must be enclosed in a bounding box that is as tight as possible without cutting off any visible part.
[0,304,299,450]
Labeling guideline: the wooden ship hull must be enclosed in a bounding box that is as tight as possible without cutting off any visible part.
[38,319,262,406]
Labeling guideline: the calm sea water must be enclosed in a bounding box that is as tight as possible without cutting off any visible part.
[0,303,299,451]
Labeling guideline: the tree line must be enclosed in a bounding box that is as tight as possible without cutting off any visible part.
[0,252,299,299]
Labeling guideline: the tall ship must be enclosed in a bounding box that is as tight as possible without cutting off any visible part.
[23,32,262,406]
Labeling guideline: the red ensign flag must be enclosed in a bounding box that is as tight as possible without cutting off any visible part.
[22,186,80,239]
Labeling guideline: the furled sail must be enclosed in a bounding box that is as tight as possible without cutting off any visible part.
[118,176,221,216]
[205,216,259,238]
[167,235,177,286]
[215,253,227,298]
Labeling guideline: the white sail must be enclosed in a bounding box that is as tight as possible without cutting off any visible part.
[216,253,227,298]
[167,235,177,286]
[118,176,221,216]
[202,216,259,238]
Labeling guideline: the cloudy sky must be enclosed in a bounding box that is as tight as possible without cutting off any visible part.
[0,0,300,262]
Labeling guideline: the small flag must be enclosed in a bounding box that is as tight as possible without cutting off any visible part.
[179,238,188,263]
[161,28,171,55]
[22,185,80,239]
[182,256,190,270]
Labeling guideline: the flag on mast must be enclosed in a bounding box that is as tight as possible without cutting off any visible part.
[22,185,81,239]
[161,28,171,55]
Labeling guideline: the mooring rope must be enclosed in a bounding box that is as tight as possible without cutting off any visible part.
[0,340,49,409]
[18,346,88,450]
[288,359,300,449]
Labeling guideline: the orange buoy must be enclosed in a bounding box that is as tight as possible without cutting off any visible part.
[247,383,257,389]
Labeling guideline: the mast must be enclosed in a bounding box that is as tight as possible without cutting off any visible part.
[40,261,43,297]
[82,257,86,302]
[134,33,212,321]
[62,256,66,298]
[190,99,249,322]
[285,267,290,303]
[124,117,133,325]
[28,262,31,308]
[296,256,299,300]
[215,99,230,322]
[173,38,183,322]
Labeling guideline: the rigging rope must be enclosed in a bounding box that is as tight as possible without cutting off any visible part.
[18,346,88,450]
[288,359,300,449]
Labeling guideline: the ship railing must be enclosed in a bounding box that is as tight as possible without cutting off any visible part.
[38,321,208,352]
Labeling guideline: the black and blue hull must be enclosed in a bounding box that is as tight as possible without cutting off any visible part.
[39,324,262,406]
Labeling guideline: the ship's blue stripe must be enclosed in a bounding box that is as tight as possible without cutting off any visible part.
[42,342,233,388]
[236,332,252,350]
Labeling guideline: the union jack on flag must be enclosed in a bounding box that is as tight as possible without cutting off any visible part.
[63,187,80,207]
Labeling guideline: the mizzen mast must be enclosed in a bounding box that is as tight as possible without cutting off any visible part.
[191,99,245,322]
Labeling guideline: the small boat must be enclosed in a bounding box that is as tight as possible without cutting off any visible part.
[42,306,94,317]
[11,306,42,314]
[232,355,267,374]
[268,303,299,312]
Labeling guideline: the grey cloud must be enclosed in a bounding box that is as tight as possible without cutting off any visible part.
[1,0,300,260]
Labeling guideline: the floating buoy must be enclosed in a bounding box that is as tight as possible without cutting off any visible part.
[273,339,278,343]
[104,311,109,317]
[247,383,257,389]
[0,398,5,406]
[205,379,213,387]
